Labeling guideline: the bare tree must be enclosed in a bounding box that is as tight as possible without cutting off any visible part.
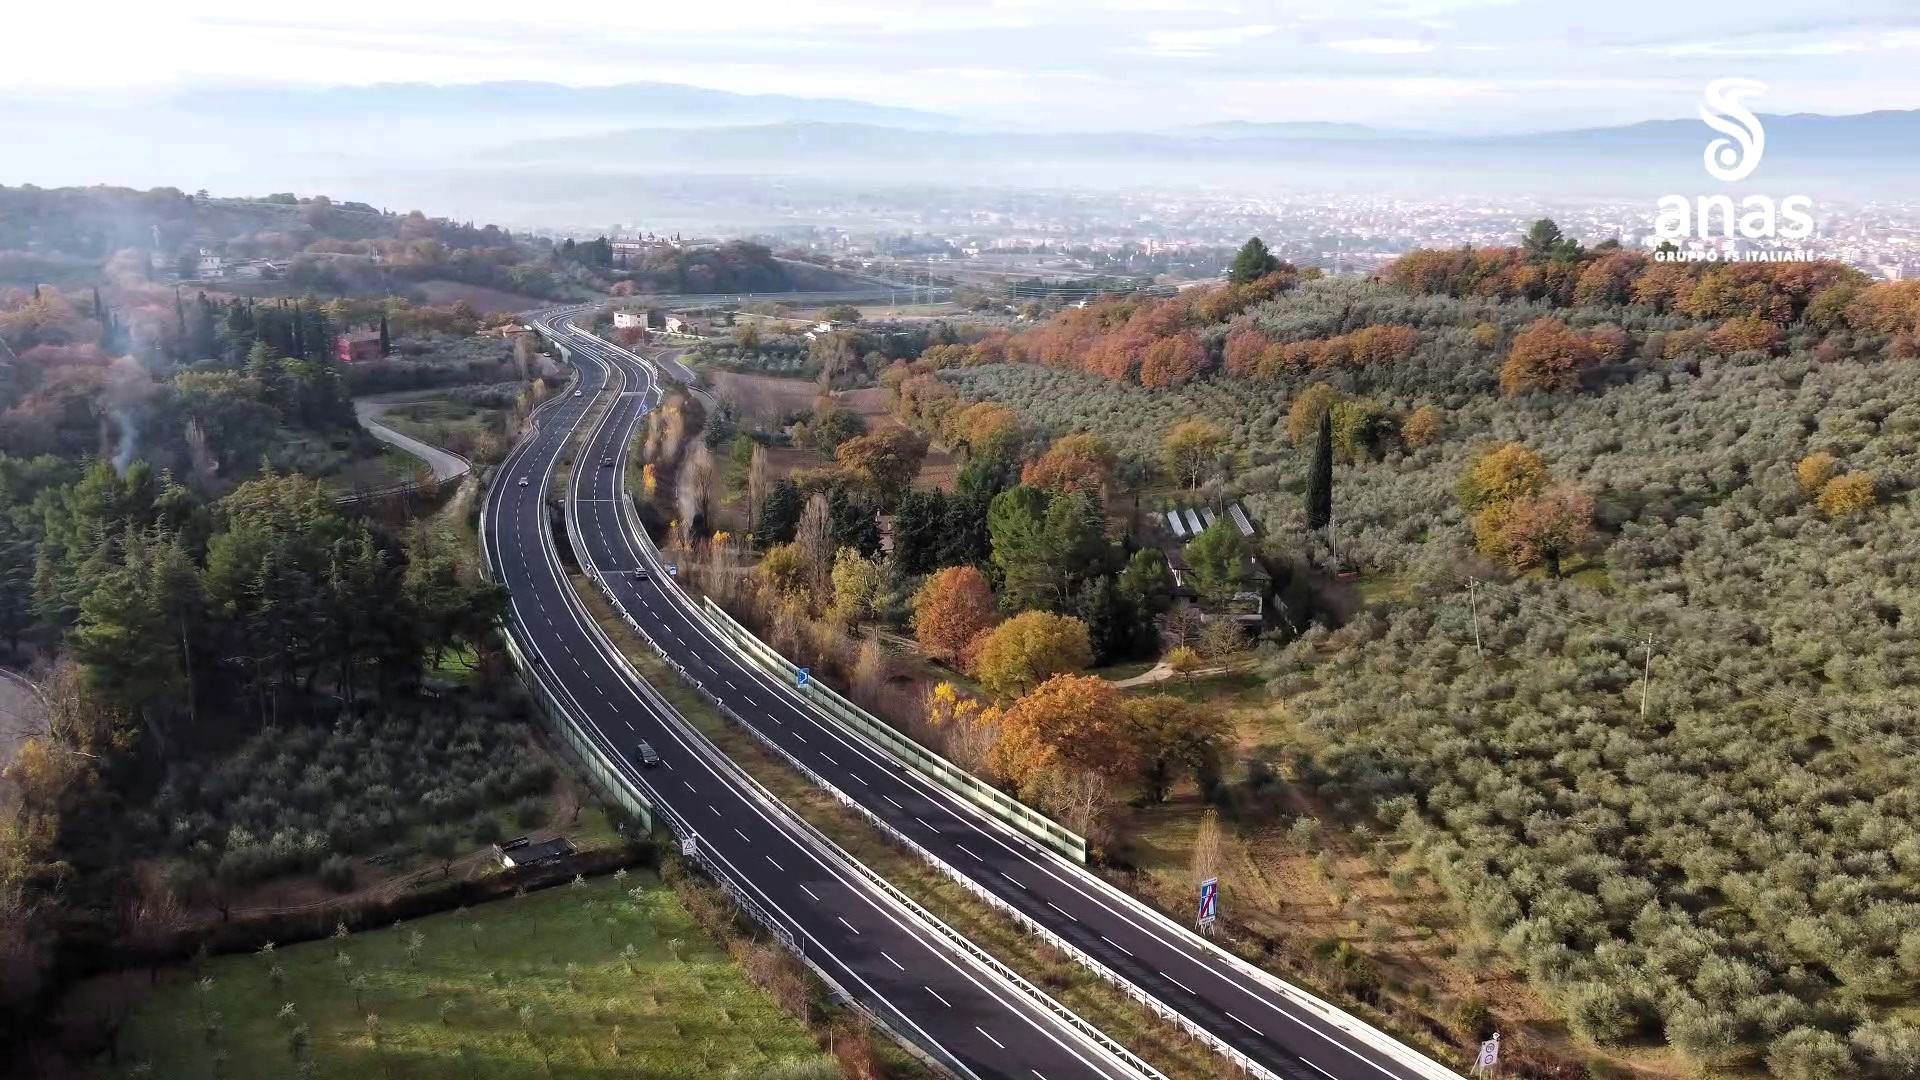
[795,493,835,595]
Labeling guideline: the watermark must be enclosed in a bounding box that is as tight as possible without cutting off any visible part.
[1652,79,1818,260]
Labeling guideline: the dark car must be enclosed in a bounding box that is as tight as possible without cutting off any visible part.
[600,457,613,467]
[631,568,650,580]
[637,741,660,766]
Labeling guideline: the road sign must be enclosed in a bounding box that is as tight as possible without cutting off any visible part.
[1198,877,1219,927]
[666,563,678,577]
[1473,1034,1500,1074]
[796,667,811,688]
[681,836,698,857]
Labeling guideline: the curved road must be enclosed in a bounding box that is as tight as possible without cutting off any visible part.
[543,309,1468,1080]
[353,396,473,483]
[485,323,1148,1080]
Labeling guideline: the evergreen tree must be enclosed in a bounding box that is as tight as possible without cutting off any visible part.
[1076,574,1135,666]
[1307,408,1333,531]
[378,312,391,357]
[891,488,946,575]
[1228,236,1281,284]
[752,478,802,548]
[936,490,992,570]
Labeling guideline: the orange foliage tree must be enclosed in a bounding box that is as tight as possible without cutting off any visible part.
[1472,484,1594,578]
[911,565,999,664]
[1499,317,1615,397]
[1021,432,1114,496]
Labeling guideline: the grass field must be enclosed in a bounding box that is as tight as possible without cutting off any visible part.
[108,873,834,1080]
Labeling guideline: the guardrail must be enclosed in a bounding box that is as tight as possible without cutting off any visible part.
[698,597,1089,864]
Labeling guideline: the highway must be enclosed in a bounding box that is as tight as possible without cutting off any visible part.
[538,308,1469,1080]
[485,312,1151,1080]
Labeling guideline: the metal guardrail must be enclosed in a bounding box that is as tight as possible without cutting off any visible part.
[696,597,1090,863]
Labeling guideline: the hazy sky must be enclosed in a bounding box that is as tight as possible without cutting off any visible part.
[12,1,1920,131]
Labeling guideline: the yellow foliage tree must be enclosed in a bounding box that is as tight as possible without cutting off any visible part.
[1472,484,1594,578]
[1796,452,1839,494]
[1402,405,1445,449]
[1457,443,1550,511]
[1161,419,1227,490]
[1817,472,1877,517]
[969,611,1093,699]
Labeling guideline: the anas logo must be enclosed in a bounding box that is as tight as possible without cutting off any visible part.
[1653,79,1815,258]
[1700,78,1766,182]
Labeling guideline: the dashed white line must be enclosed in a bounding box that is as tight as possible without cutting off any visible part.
[800,884,821,901]
[1099,935,1134,957]
[1161,972,1198,996]
[734,828,751,843]
[1226,1011,1262,1036]
[956,843,981,861]
[766,856,784,872]
[925,987,951,1007]
[975,1027,1005,1050]
[708,804,721,816]
[683,780,695,792]
[884,795,904,809]
[1046,900,1077,922]
[819,752,838,766]
[1001,872,1026,890]
[850,774,868,785]
[836,916,860,935]
[881,952,904,971]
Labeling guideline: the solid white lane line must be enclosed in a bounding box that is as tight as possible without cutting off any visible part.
[1161,972,1198,996]
[1226,1011,1262,1036]
[926,987,951,1007]
[976,1027,1005,1050]
[837,916,860,935]
[882,952,904,971]
[1099,935,1134,957]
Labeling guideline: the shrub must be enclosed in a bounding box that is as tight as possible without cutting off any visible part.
[319,855,355,893]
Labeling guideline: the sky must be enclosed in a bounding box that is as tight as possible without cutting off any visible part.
[10,1,1920,132]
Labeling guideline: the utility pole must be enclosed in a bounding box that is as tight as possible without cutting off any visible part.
[1467,577,1484,657]
[1640,633,1655,718]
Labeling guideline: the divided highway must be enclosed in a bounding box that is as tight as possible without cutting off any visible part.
[485,315,1157,1080]
[542,309,1469,1080]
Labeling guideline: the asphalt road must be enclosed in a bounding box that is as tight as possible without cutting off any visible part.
[486,316,1145,1080]
[354,397,473,483]
[548,312,1467,1080]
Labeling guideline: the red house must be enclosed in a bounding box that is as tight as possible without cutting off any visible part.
[336,330,382,362]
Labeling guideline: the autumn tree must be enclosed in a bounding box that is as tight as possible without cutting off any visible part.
[1021,433,1114,496]
[1286,382,1339,447]
[794,493,835,594]
[970,611,1093,698]
[990,674,1128,794]
[1402,405,1444,449]
[1500,317,1604,396]
[911,565,998,663]
[828,548,887,626]
[1457,443,1550,511]
[1161,419,1226,490]
[1796,452,1839,494]
[835,427,927,510]
[1473,484,1594,578]
[1816,472,1877,517]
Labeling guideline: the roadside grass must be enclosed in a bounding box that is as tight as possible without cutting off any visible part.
[106,873,833,1080]
[563,576,1229,1080]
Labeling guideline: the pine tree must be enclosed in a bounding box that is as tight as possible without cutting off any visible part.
[378,312,391,357]
[1306,408,1333,531]
[1228,236,1281,284]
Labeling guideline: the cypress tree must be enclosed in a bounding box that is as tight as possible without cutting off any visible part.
[1306,408,1333,531]
[91,286,105,319]
[378,312,391,357]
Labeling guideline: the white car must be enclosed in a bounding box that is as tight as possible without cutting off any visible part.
[517,477,529,487]
[573,389,582,397]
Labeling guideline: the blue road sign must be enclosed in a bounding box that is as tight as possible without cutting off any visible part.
[796,667,811,688]
[666,563,678,577]
[1198,877,1219,926]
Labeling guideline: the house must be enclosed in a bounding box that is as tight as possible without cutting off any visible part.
[494,835,576,869]
[195,249,225,279]
[613,311,648,330]
[335,329,383,363]
[665,315,701,335]
[1155,500,1267,625]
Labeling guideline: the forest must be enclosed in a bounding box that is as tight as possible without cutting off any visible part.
[842,231,1920,1079]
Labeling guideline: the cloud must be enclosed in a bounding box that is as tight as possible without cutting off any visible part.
[1128,24,1280,57]
[1325,37,1438,54]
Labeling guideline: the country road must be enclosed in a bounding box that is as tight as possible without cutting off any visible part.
[352,396,473,483]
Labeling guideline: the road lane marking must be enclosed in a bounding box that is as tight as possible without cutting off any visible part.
[800,884,820,900]
[881,952,904,971]
[926,987,950,1007]
[884,795,904,809]
[1226,1011,1262,1035]
[914,817,932,830]
[1001,872,1025,890]
[819,752,838,766]
[708,804,720,816]
[1046,901,1076,922]
[850,774,868,785]
[1161,972,1197,996]
[1099,935,1133,957]
[975,1027,1004,1049]
[956,843,981,861]
[837,916,860,935]
[683,781,695,792]
[766,856,783,872]
[734,828,751,843]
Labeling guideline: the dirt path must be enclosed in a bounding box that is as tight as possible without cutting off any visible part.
[1109,660,1236,688]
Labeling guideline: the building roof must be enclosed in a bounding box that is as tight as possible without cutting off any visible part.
[495,836,575,866]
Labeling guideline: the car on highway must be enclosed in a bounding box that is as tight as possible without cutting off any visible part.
[517,477,528,487]
[573,389,582,396]
[631,568,650,580]
[600,456,613,467]
[637,741,659,767]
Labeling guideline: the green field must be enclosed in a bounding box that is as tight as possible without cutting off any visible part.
[109,873,833,1080]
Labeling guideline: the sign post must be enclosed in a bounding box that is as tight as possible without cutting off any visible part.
[1197,877,1219,931]
[796,667,811,688]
